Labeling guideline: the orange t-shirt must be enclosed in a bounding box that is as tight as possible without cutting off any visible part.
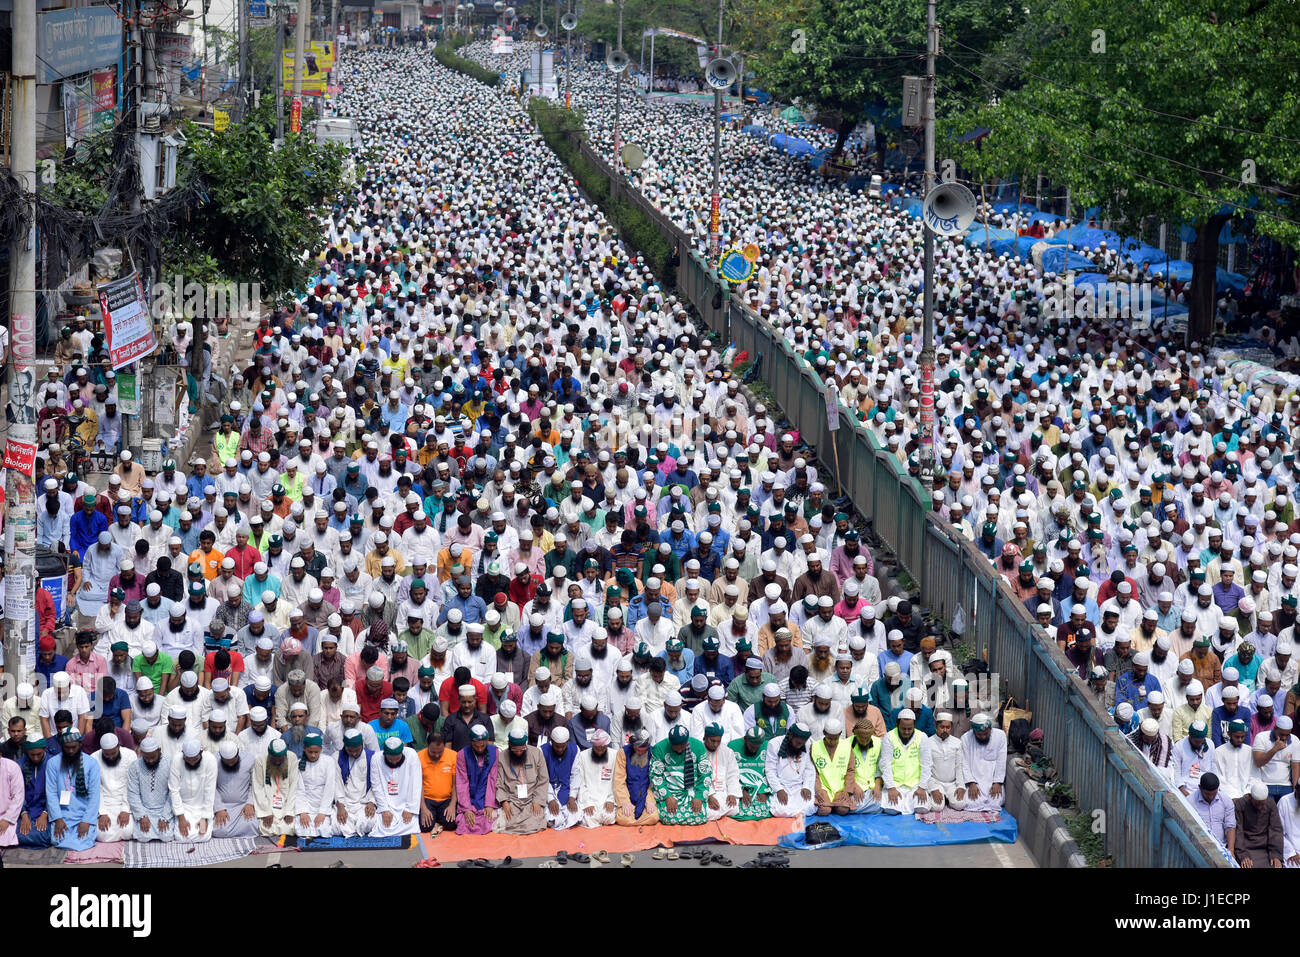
[419,747,457,802]
[188,548,225,580]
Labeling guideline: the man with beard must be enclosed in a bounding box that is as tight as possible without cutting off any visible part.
[295,732,337,838]
[1214,720,1254,800]
[744,682,791,738]
[92,732,137,842]
[879,710,935,815]
[45,729,101,850]
[541,726,580,830]
[198,708,234,756]
[612,696,648,746]
[441,684,493,752]
[570,728,618,828]
[700,723,741,821]
[649,725,711,825]
[17,736,54,846]
[455,724,500,835]
[169,737,217,843]
[811,718,859,817]
[765,722,817,818]
[961,713,1008,812]
[728,726,772,820]
[126,737,174,842]
[325,701,379,756]
[690,683,746,745]
[370,736,421,838]
[417,730,456,835]
[614,728,659,826]
[165,670,212,737]
[212,739,258,839]
[253,738,298,837]
[334,728,378,837]
[239,706,282,761]
[493,729,549,835]
[848,719,886,814]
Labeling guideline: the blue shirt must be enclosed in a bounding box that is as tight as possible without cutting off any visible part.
[369,717,413,745]
[69,509,108,559]
[1190,788,1235,846]
[438,594,486,625]
[93,688,133,728]
[1114,671,1162,713]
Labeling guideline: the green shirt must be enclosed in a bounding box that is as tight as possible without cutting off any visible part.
[726,672,776,710]
[132,651,174,689]
[400,627,438,662]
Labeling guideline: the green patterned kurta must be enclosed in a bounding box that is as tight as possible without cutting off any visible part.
[727,739,772,821]
[649,738,712,824]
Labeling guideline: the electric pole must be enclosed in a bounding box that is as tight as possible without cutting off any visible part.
[5,0,38,683]
[708,0,723,263]
[238,0,249,119]
[276,2,286,140]
[917,0,937,488]
[292,0,309,132]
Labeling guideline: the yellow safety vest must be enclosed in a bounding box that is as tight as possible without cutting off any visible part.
[887,728,922,788]
[281,471,306,502]
[811,738,852,795]
[852,740,882,789]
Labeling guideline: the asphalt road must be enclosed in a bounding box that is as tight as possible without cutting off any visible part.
[39,833,1034,870]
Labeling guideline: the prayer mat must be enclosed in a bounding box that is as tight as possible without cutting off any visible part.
[778,810,1017,850]
[123,837,269,868]
[915,808,1003,825]
[420,816,798,864]
[65,842,126,864]
[299,835,417,851]
[1,846,67,865]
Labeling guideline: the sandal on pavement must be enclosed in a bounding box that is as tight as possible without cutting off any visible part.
[651,847,667,861]
[664,848,679,860]
[499,856,522,868]
[620,853,635,867]
[593,849,610,864]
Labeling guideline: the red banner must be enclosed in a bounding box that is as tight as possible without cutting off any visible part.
[92,71,115,111]
[290,97,302,133]
[3,440,37,477]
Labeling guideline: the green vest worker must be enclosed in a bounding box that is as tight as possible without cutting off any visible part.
[811,717,857,815]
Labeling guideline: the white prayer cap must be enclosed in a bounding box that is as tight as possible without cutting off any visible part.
[896,708,916,721]
[1140,718,1159,736]
[218,740,240,759]
[249,706,268,722]
[100,733,120,750]
[550,727,570,744]
[664,690,683,707]
[1186,679,1204,695]
[762,682,781,697]
[181,739,202,757]
[140,737,161,754]
[209,708,228,723]
[1251,781,1269,800]
[823,718,844,736]
[168,705,188,720]
[1147,691,1165,705]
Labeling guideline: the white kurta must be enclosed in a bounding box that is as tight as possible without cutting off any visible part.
[1280,793,1300,867]
[877,730,935,815]
[1212,741,1254,800]
[333,751,377,837]
[369,748,421,837]
[167,751,217,843]
[570,749,618,827]
[764,736,817,817]
[93,749,138,841]
[926,733,968,810]
[294,756,338,837]
[702,744,742,821]
[959,728,1007,812]
[689,699,746,745]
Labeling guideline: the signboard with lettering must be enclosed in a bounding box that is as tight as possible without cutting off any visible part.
[37,6,123,83]
[156,31,193,65]
[98,272,158,370]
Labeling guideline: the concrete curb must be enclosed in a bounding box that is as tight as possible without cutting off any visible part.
[1005,759,1087,868]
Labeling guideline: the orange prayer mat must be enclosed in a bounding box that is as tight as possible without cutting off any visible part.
[419,817,801,864]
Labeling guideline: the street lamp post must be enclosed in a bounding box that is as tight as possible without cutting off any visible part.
[614,0,624,167]
[709,0,724,263]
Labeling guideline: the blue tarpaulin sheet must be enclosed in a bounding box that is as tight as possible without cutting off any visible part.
[769,133,816,156]
[991,202,1037,216]
[993,235,1063,260]
[1146,259,1195,282]
[742,125,766,136]
[1058,225,1122,249]
[964,226,1015,248]
[721,111,740,122]
[1041,247,1100,274]
[899,197,923,219]
[778,812,1018,850]
[1217,268,1247,294]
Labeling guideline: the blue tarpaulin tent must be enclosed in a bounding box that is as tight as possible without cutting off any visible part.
[899,197,923,219]
[742,125,766,136]
[1146,259,1195,282]
[1216,268,1248,294]
[769,133,815,156]
[1058,225,1122,249]
[721,112,740,122]
[964,226,1015,248]
[1040,246,1100,274]
[990,202,1038,216]
[1125,246,1170,267]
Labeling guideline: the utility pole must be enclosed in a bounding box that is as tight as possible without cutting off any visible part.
[238,0,249,119]
[708,0,723,263]
[292,0,309,131]
[275,2,286,140]
[917,0,937,489]
[613,0,623,167]
[5,0,38,683]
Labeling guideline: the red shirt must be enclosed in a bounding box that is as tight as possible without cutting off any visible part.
[204,650,245,684]
[225,544,262,579]
[356,679,394,722]
[438,676,487,713]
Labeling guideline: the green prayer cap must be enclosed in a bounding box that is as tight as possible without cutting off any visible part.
[786,723,810,739]
[744,726,766,744]
[303,733,324,748]
[508,730,528,746]
[24,737,46,751]
[83,493,98,506]
[410,577,426,590]
[383,736,405,755]
[343,729,364,747]
[704,723,724,738]
[1228,719,1247,733]
[668,726,689,744]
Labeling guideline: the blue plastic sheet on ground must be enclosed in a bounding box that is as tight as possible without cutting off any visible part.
[1041,246,1100,274]
[964,226,1015,248]
[778,812,1018,850]
[1058,225,1122,249]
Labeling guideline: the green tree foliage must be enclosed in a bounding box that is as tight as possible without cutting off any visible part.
[166,99,349,298]
[746,0,1020,156]
[943,0,1300,340]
